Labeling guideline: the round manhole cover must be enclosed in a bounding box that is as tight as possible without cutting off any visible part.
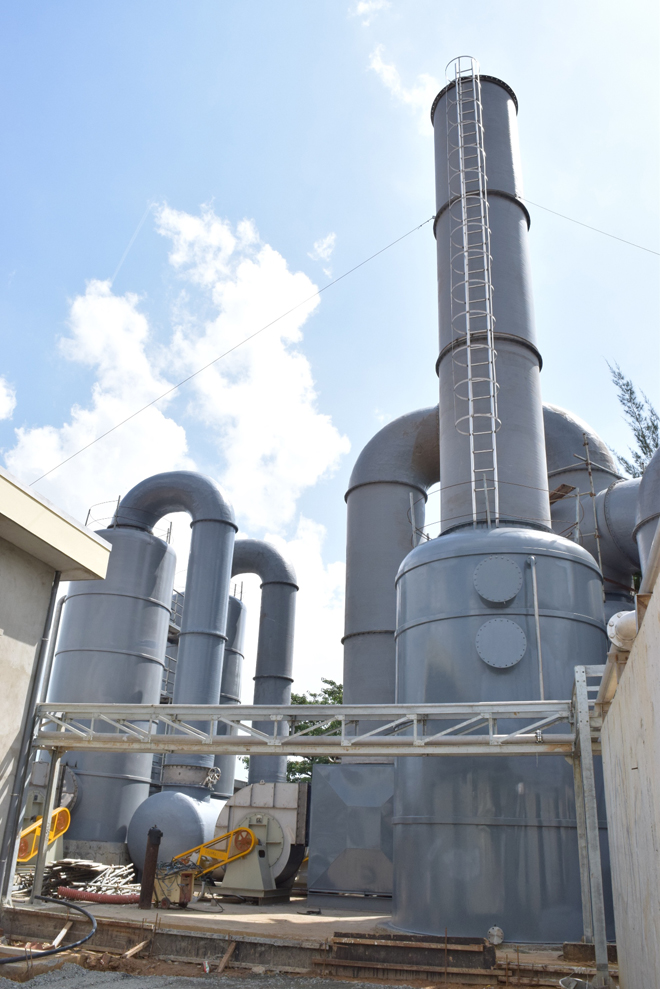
[473,556,522,603]
[476,618,527,668]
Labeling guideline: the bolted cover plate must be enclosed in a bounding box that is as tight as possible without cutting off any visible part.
[473,555,523,603]
[476,618,527,668]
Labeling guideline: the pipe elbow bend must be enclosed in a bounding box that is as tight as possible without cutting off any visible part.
[232,538,298,588]
[635,447,660,535]
[635,447,660,571]
[115,471,237,532]
[346,405,439,499]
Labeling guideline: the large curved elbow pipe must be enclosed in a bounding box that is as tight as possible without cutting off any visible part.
[116,471,237,796]
[543,405,639,619]
[231,539,298,784]
[343,407,439,707]
[635,446,660,575]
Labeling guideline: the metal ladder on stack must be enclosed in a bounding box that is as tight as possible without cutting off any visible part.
[445,55,500,526]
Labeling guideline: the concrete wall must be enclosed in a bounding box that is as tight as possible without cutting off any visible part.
[601,586,660,989]
[0,534,54,859]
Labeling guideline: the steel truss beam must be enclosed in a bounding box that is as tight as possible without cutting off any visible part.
[32,699,586,757]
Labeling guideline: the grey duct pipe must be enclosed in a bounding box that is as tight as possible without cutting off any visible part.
[634,445,660,573]
[213,595,247,799]
[231,539,298,784]
[433,77,551,532]
[342,407,439,709]
[543,404,640,620]
[115,471,237,797]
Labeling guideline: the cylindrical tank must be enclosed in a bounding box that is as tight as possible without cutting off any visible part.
[392,525,611,941]
[433,76,551,532]
[213,595,247,799]
[127,789,218,870]
[48,527,175,849]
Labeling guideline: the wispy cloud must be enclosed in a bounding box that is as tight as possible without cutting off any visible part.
[368,45,439,135]
[0,377,16,420]
[308,232,336,263]
[308,232,337,277]
[350,0,391,27]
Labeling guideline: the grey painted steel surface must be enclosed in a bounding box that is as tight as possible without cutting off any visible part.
[115,471,237,797]
[343,407,439,711]
[543,404,638,620]
[231,539,298,785]
[433,78,551,532]
[127,789,217,870]
[393,525,612,941]
[308,764,394,896]
[47,527,176,842]
[213,595,247,798]
[635,445,660,572]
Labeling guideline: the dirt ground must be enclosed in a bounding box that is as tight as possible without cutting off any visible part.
[0,959,476,988]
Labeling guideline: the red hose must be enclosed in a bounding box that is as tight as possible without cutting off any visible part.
[57,886,139,904]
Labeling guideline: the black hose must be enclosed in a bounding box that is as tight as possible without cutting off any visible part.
[0,895,97,965]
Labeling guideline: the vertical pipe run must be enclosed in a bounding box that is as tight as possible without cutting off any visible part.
[0,570,61,904]
[38,596,67,704]
[528,556,544,700]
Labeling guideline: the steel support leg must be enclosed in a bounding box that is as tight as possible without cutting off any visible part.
[574,666,611,987]
[572,753,594,943]
[29,752,61,903]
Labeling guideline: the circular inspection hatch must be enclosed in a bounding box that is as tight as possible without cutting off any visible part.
[476,618,527,668]
[473,556,523,603]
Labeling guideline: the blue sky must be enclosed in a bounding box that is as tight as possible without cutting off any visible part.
[1,0,658,694]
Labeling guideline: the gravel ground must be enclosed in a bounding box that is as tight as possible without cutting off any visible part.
[0,965,428,989]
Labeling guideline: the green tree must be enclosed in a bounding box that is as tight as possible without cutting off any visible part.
[608,361,659,477]
[286,678,343,783]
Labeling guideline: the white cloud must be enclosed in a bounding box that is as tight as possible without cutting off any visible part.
[308,232,336,263]
[350,0,391,27]
[5,279,191,520]
[0,377,16,420]
[368,45,439,136]
[4,208,349,697]
[157,205,350,533]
